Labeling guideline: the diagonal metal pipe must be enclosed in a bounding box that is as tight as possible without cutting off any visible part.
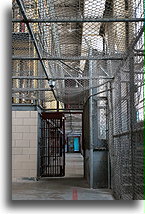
[15,0,58,101]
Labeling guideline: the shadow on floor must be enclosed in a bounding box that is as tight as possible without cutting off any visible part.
[12,177,114,200]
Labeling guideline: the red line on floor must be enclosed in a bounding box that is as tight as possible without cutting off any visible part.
[72,188,78,200]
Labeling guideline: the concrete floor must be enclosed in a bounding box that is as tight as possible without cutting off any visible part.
[12,178,114,200]
[12,153,114,200]
[65,153,84,177]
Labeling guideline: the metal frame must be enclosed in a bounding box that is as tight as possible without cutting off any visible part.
[12,76,114,80]
[12,55,123,61]
[88,48,93,188]
[12,17,145,23]
[12,88,51,92]
[38,112,65,177]
[12,0,144,198]
[15,0,57,101]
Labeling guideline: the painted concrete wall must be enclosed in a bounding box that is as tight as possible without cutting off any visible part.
[93,151,108,188]
[83,94,108,188]
[12,111,38,182]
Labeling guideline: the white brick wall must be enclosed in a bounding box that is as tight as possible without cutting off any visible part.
[12,111,38,182]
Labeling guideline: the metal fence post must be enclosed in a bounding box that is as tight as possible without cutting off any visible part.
[107,81,113,189]
[129,52,136,199]
[89,47,94,188]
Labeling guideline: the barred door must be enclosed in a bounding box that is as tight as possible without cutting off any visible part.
[39,112,65,177]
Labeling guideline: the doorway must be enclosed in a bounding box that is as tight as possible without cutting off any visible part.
[38,112,65,178]
[64,112,84,178]
[38,111,84,179]
[66,136,80,152]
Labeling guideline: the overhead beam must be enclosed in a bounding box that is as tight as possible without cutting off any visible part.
[12,76,114,80]
[12,56,123,60]
[44,110,83,114]
[12,52,143,61]
[12,17,145,23]
[15,0,47,77]
[12,88,51,92]
[15,0,58,101]
[12,76,47,80]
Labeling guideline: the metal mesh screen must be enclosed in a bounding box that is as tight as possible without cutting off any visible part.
[12,0,144,107]
[107,30,144,199]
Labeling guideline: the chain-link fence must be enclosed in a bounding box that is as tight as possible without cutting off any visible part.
[13,0,142,108]
[107,26,144,199]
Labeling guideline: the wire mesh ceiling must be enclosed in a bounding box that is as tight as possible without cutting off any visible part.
[12,0,144,108]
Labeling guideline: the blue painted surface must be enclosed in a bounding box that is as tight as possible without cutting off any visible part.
[74,138,79,151]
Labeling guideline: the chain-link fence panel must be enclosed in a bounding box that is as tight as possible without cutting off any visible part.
[108,28,144,199]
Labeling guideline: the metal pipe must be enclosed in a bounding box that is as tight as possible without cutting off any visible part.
[125,26,144,59]
[55,61,83,88]
[12,76,47,80]
[12,88,51,92]
[60,60,84,74]
[15,0,58,101]
[89,47,93,189]
[129,53,136,200]
[43,110,83,113]
[12,17,145,23]
[12,76,114,80]
[113,26,144,79]
[107,82,113,189]
[12,56,123,60]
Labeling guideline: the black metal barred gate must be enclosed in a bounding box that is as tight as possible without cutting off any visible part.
[38,112,65,177]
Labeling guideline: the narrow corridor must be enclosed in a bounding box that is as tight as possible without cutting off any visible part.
[12,0,144,200]
[65,153,84,178]
[12,153,114,200]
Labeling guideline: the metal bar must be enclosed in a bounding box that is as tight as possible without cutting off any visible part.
[113,26,144,79]
[107,82,113,189]
[12,17,145,23]
[12,76,47,80]
[12,56,123,60]
[12,76,114,80]
[44,110,83,113]
[116,71,123,197]
[62,117,65,176]
[15,0,46,76]
[46,0,67,90]
[55,61,83,88]
[129,53,136,200]
[126,26,144,58]
[12,96,38,101]
[37,113,41,178]
[89,48,93,189]
[113,128,144,138]
[59,60,84,74]
[15,0,58,101]
[12,88,51,92]
[84,89,110,106]
[133,53,145,56]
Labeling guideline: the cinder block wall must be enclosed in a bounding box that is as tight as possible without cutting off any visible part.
[12,111,38,182]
